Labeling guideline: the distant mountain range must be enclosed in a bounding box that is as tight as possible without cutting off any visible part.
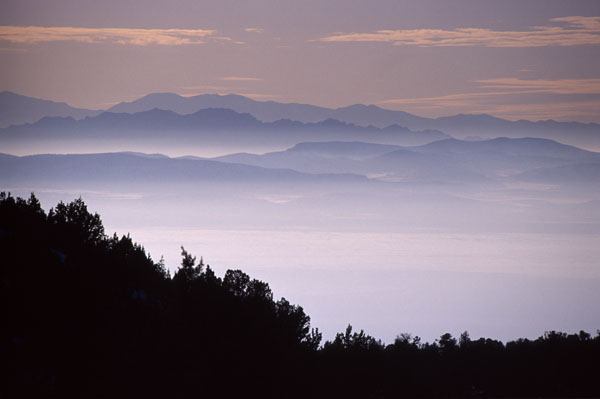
[2,137,598,190]
[4,91,600,151]
[108,92,600,150]
[0,152,367,190]
[0,107,448,155]
[0,91,100,128]
[215,137,600,184]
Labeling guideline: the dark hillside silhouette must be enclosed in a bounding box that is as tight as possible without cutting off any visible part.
[1,193,599,398]
[1,192,317,398]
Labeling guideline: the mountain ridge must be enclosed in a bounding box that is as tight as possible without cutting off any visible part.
[106,92,600,150]
[213,137,600,184]
[0,107,449,155]
[0,91,101,128]
[5,91,600,150]
[0,151,370,188]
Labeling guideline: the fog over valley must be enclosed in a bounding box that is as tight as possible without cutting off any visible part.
[4,2,600,395]
[0,0,600,399]
[3,114,599,342]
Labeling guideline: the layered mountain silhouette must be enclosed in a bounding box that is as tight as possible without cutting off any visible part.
[0,107,448,154]
[0,91,101,128]
[0,152,368,189]
[215,138,600,184]
[2,138,597,236]
[3,137,597,188]
[5,91,599,150]
[107,92,600,150]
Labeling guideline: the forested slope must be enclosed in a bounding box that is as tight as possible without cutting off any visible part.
[1,193,598,398]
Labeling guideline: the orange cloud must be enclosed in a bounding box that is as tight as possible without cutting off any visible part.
[0,26,221,46]
[244,27,264,33]
[317,16,600,47]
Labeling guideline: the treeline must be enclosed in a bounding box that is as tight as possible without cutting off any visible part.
[1,193,598,398]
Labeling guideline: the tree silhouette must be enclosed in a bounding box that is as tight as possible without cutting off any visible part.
[2,192,599,399]
[439,332,458,352]
[48,197,105,246]
[173,245,203,284]
[324,324,383,351]
[223,268,251,297]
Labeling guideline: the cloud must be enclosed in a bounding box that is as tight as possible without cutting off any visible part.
[473,100,600,122]
[0,26,222,46]
[217,76,263,81]
[379,77,600,121]
[317,16,600,47]
[381,94,600,121]
[381,91,523,109]
[244,27,264,33]
[381,78,600,109]
[474,78,600,94]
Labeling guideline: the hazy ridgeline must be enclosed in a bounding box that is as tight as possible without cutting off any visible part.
[4,0,600,396]
[1,91,599,345]
[2,91,600,156]
[3,91,600,152]
[2,193,599,398]
[2,133,599,344]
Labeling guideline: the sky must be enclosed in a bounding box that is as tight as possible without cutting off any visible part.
[1,0,599,122]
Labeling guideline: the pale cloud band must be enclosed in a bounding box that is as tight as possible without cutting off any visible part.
[381,78,600,106]
[318,16,600,47]
[0,26,221,46]
[475,78,600,94]
[380,78,600,121]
